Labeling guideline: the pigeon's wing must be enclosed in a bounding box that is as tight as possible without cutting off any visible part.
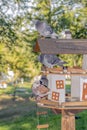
[44,54,52,63]
[44,54,67,66]
[38,54,44,63]
[44,23,53,35]
[51,55,62,64]
[51,56,67,66]
[44,54,58,64]
[43,55,53,68]
[38,54,67,67]
[38,54,51,67]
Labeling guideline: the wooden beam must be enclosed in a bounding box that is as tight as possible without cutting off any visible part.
[62,101,87,107]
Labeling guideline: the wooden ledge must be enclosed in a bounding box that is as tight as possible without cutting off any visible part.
[45,67,87,75]
[62,101,87,107]
[37,99,59,107]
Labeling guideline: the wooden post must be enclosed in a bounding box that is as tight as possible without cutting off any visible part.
[61,109,75,130]
[82,54,87,70]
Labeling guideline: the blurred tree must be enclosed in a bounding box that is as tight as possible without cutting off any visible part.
[0,0,40,81]
[0,0,87,82]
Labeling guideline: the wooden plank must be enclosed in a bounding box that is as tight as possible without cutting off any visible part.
[62,101,87,107]
[67,68,86,74]
[37,100,87,110]
[63,106,87,110]
[37,124,49,129]
[37,99,59,107]
[46,67,87,74]
[37,103,59,109]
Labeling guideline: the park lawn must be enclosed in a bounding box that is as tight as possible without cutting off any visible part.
[0,113,61,130]
[0,103,87,130]
[0,94,61,130]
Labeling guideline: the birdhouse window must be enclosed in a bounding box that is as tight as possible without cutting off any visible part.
[56,80,64,89]
[52,92,59,101]
[82,83,87,100]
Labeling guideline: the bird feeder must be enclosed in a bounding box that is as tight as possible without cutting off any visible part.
[34,38,87,130]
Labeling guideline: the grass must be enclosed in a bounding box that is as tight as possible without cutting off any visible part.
[0,81,87,130]
[0,110,61,130]
[0,82,32,95]
[0,94,61,130]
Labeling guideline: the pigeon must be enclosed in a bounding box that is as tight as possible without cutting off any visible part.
[40,75,48,87]
[33,20,58,39]
[38,54,67,68]
[32,80,50,100]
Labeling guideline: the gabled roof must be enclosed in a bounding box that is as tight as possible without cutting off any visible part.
[33,38,87,54]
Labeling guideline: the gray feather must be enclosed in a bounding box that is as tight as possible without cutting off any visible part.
[33,20,58,39]
[38,54,67,68]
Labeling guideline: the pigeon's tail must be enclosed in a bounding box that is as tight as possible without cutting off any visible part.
[51,32,58,39]
[57,61,67,67]
[51,59,67,67]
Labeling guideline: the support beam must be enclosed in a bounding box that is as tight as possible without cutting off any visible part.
[82,54,87,70]
[61,110,75,130]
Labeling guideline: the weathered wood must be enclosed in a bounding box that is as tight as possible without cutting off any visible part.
[34,39,87,54]
[46,67,87,74]
[37,124,49,129]
[62,101,87,107]
[61,110,75,130]
[38,103,87,110]
[37,99,59,107]
[82,54,87,70]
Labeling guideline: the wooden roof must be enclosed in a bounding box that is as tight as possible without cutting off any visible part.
[33,38,87,54]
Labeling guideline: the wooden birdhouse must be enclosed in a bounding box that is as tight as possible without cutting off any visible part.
[47,74,65,103]
[34,38,87,130]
